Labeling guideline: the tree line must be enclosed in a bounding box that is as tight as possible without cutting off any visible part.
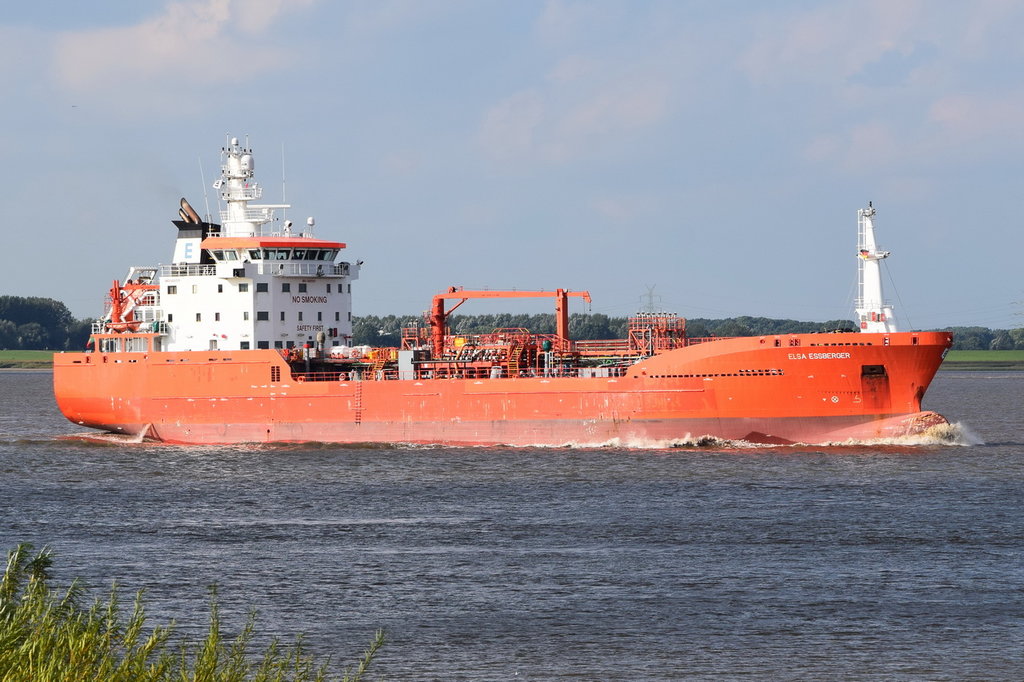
[2,295,1020,351]
[352,312,1024,351]
[0,297,93,351]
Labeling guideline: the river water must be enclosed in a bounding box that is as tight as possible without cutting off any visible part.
[1,370,1021,680]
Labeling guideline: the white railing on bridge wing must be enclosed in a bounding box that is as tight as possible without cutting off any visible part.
[260,262,350,277]
[160,264,217,277]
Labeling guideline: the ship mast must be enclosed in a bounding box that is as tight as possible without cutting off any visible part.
[215,136,291,237]
[855,202,897,333]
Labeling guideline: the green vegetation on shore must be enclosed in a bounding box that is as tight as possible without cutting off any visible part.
[941,350,1024,370]
[0,544,383,682]
[0,350,53,369]
[4,295,1024,353]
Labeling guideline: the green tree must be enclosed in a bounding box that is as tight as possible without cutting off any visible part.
[945,326,994,351]
[65,318,95,350]
[710,320,753,337]
[989,331,1015,350]
[16,323,48,350]
[569,313,615,340]
[0,296,79,349]
[1008,328,1024,350]
[0,319,16,349]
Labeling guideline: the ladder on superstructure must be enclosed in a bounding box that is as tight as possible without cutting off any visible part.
[507,340,523,377]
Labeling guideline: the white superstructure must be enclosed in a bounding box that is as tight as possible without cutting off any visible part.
[854,202,897,333]
[101,136,360,353]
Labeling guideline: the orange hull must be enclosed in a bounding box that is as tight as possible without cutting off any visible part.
[54,331,952,446]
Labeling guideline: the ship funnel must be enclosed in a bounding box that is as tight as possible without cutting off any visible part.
[180,197,201,224]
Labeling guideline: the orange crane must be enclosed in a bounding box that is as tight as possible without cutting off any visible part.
[105,279,159,333]
[428,287,592,357]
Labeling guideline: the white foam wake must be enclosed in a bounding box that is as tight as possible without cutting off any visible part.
[816,421,980,447]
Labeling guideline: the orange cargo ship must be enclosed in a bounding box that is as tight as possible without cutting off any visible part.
[53,137,951,446]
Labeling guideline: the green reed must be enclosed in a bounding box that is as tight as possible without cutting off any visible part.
[0,544,384,681]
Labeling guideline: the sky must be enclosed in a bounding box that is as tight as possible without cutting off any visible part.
[1,0,1022,330]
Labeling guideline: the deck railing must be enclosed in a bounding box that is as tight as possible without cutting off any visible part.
[160,264,217,277]
[290,364,628,383]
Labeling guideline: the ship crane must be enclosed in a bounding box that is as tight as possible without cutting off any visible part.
[428,287,592,357]
[104,279,159,333]
[855,202,898,333]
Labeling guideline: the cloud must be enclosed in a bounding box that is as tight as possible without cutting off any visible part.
[51,0,315,115]
[592,194,652,223]
[478,90,546,161]
[534,0,621,46]
[802,89,1024,173]
[479,74,669,164]
[738,0,932,87]
[739,0,1024,89]
[927,92,1024,149]
[745,1,1024,175]
[341,0,443,36]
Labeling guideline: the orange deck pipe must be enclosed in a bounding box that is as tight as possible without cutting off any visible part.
[429,287,592,357]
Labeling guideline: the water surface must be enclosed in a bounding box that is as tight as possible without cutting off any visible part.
[1,370,1021,680]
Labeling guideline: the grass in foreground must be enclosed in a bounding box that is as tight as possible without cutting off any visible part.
[942,350,1024,370]
[0,350,54,369]
[0,544,384,682]
[944,350,1024,362]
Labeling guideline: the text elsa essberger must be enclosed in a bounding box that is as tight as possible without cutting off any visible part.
[787,352,852,360]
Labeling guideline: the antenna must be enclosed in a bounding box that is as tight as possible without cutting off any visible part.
[281,143,287,221]
[198,156,211,222]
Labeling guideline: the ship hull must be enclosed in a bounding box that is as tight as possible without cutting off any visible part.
[53,331,952,447]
